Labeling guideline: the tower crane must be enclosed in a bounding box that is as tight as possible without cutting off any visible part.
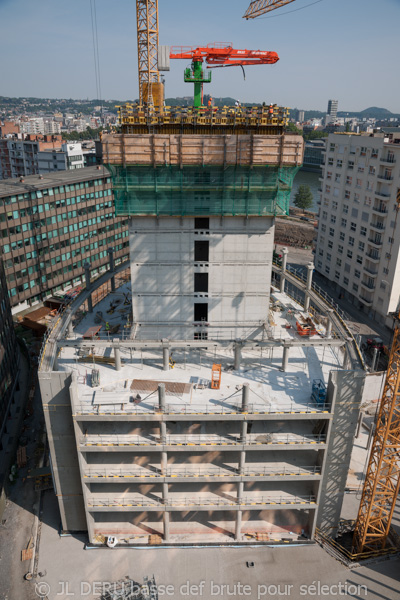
[170,44,279,108]
[244,0,296,18]
[136,0,163,106]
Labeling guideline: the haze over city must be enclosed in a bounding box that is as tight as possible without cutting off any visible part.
[0,0,399,111]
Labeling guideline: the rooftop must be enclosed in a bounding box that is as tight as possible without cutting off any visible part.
[0,165,110,198]
[56,282,344,418]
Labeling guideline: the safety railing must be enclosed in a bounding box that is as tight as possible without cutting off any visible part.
[80,433,326,447]
[83,465,322,479]
[74,401,331,416]
[87,494,317,508]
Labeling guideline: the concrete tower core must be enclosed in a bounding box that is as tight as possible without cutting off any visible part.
[103,120,303,341]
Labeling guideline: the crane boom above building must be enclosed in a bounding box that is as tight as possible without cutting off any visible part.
[244,0,296,18]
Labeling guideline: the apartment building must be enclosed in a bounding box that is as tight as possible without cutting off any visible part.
[0,135,63,180]
[314,132,400,327]
[37,142,85,173]
[0,166,129,309]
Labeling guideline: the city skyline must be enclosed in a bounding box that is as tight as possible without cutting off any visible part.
[0,0,399,112]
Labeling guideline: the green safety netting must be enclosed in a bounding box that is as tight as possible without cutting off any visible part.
[105,165,300,217]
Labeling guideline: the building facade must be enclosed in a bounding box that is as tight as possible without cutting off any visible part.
[302,139,326,173]
[314,132,400,327]
[327,99,338,124]
[0,166,129,309]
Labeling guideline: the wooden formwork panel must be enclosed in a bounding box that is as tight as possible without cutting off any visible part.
[102,134,304,167]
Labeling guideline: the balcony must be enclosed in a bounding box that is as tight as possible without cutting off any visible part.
[377,174,393,182]
[363,265,378,277]
[372,205,388,215]
[370,222,385,232]
[366,252,380,263]
[360,280,376,291]
[375,191,390,200]
[359,295,374,307]
[380,156,396,165]
[368,237,383,248]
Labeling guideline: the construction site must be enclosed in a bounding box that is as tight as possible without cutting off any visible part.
[36,0,400,567]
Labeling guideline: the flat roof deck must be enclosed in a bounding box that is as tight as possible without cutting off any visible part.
[57,283,343,416]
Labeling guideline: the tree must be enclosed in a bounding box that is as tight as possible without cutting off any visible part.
[294,185,313,213]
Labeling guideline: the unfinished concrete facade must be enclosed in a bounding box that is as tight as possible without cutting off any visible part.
[38,112,365,546]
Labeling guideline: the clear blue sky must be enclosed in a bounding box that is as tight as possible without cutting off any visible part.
[0,0,399,113]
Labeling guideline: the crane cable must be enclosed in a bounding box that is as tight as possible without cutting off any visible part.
[90,0,103,117]
[252,0,325,19]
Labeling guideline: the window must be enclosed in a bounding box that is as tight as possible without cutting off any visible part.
[350,222,357,232]
[336,160,343,168]
[194,241,209,262]
[194,273,208,293]
[347,250,353,259]
[341,218,347,228]
[329,227,334,237]
[328,240,333,249]
[336,258,342,267]
[351,208,358,218]
[338,244,343,254]
[343,204,349,214]
[356,178,362,188]
[344,263,351,273]
[339,232,345,241]
[369,166,376,175]
[360,226,367,237]
[380,282,387,290]
[346,176,352,185]
[358,242,365,252]
[335,174,341,183]
[343,277,349,286]
[385,252,391,259]
[195,218,209,230]
[334,270,340,280]
[326,253,331,262]
[348,161,354,170]
[330,215,336,224]
[333,188,339,197]
[325,266,330,275]
[329,143,335,152]
[383,267,389,275]
[345,191,350,200]
[360,146,367,156]
[326,171,332,180]
[322,211,328,220]
[325,185,331,193]
[194,303,208,322]
[388,237,394,244]
[355,269,361,279]
[332,201,338,210]
[321,224,326,232]
[356,255,363,264]
[328,158,334,166]
[354,193,360,203]
[318,248,324,256]
[349,236,355,246]
[353,283,359,292]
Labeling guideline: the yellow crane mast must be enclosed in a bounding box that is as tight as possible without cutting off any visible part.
[353,309,400,553]
[136,0,163,106]
[244,0,296,18]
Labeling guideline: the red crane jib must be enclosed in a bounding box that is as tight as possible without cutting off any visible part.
[170,45,279,67]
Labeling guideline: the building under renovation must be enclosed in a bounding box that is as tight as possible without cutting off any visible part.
[38,105,366,546]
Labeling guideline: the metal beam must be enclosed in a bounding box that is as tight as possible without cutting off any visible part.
[244,0,296,19]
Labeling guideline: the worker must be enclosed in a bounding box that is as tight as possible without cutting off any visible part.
[269,104,274,115]
[208,97,213,108]
[105,321,110,331]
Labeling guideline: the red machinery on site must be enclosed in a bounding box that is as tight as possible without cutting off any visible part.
[169,43,279,107]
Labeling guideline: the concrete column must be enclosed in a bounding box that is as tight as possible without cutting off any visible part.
[114,342,122,371]
[162,341,169,371]
[239,450,246,475]
[84,262,93,313]
[234,341,242,370]
[158,383,166,412]
[304,262,314,312]
[241,421,247,444]
[163,512,170,542]
[235,510,242,541]
[237,481,244,501]
[160,422,167,445]
[280,247,289,293]
[163,482,169,501]
[281,344,290,372]
[326,309,334,339]
[108,248,116,292]
[242,383,249,412]
[161,451,168,475]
